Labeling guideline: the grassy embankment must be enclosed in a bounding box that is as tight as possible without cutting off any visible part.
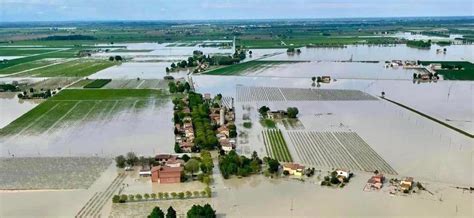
[262,129,293,162]
[0,89,166,136]
[419,61,474,80]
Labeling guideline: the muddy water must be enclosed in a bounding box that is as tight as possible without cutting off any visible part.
[0,99,175,157]
[247,61,418,80]
[0,93,41,128]
[262,44,473,61]
[89,62,189,79]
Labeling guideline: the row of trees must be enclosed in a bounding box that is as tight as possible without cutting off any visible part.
[219,150,262,179]
[108,55,123,61]
[189,93,219,150]
[258,106,299,118]
[168,81,191,93]
[148,203,216,218]
[406,40,431,48]
[113,187,212,204]
[115,152,155,168]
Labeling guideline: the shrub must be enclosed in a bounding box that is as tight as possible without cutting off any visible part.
[178,192,185,199]
[112,195,120,203]
[243,122,252,129]
[151,193,157,199]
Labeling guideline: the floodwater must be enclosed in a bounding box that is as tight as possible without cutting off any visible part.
[95,42,234,58]
[262,44,473,61]
[0,93,41,128]
[0,99,175,157]
[245,61,418,80]
[193,75,472,186]
[89,62,189,79]
[390,32,463,41]
[0,56,24,60]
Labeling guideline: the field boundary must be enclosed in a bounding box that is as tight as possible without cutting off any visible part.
[381,97,473,138]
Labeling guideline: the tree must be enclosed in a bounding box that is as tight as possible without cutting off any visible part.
[186,191,192,198]
[120,194,128,202]
[267,158,280,174]
[135,194,143,201]
[171,192,177,198]
[311,76,316,82]
[182,154,190,162]
[171,62,176,68]
[184,82,191,92]
[193,191,200,197]
[287,107,299,118]
[144,193,150,200]
[115,55,123,61]
[258,106,270,117]
[112,195,120,203]
[115,155,126,168]
[166,67,170,73]
[185,159,200,178]
[187,204,216,218]
[166,206,177,218]
[126,152,138,166]
[151,193,157,199]
[204,186,212,198]
[109,56,115,61]
[149,206,165,218]
[178,192,185,199]
[174,143,182,153]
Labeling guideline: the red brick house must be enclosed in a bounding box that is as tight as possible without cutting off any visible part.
[151,166,183,184]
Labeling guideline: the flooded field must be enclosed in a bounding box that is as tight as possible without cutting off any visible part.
[0,93,41,128]
[89,62,188,79]
[0,157,111,189]
[262,44,473,62]
[193,75,472,187]
[0,90,175,157]
[242,61,418,80]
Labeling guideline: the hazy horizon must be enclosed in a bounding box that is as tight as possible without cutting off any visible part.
[1,0,473,22]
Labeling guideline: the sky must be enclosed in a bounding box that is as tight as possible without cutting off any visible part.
[0,0,473,22]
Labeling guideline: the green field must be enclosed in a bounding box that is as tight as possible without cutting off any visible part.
[262,129,293,162]
[0,48,62,56]
[0,89,167,136]
[0,59,58,75]
[83,79,112,88]
[419,61,474,80]
[13,59,117,77]
[204,60,300,75]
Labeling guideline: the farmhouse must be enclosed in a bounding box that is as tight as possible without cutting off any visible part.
[366,174,385,190]
[151,166,183,184]
[400,177,414,191]
[267,110,288,119]
[321,76,331,83]
[283,163,305,176]
[155,154,177,165]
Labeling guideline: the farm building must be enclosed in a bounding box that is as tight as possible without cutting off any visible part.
[366,174,385,190]
[283,163,305,176]
[400,177,414,191]
[267,110,288,119]
[155,154,177,165]
[151,166,183,184]
[321,76,331,83]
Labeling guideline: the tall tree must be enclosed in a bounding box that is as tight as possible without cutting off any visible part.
[166,206,177,218]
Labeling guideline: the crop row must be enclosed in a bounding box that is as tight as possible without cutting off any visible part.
[333,132,397,174]
[288,131,361,170]
[288,131,397,175]
[262,129,293,162]
[76,173,126,218]
[236,86,377,102]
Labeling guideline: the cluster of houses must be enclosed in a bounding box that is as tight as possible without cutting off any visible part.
[139,154,185,184]
[174,96,195,152]
[206,93,236,153]
[173,93,236,153]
